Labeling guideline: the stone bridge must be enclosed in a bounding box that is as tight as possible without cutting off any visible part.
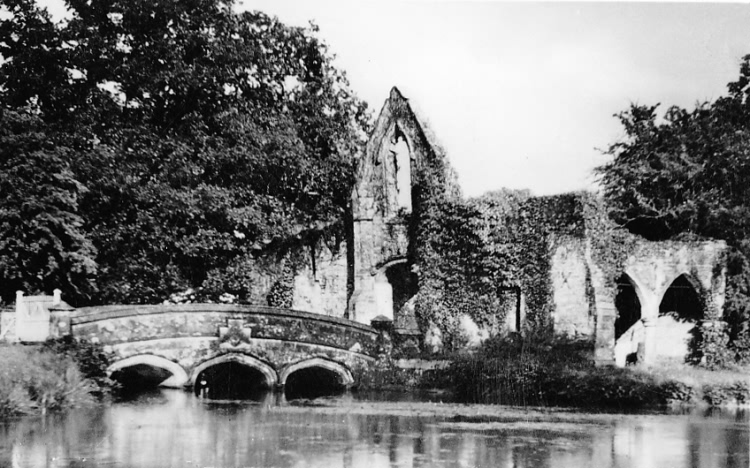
[49,304,379,391]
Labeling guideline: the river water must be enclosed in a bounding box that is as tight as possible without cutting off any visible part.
[0,389,747,468]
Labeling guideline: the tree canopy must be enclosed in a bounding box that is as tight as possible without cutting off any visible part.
[0,0,369,305]
[597,56,750,243]
[597,55,750,353]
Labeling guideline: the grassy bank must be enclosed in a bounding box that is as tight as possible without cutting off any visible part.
[358,336,750,409]
[0,338,111,416]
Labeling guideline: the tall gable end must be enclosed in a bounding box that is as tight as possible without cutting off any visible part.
[353,87,460,222]
[350,87,460,326]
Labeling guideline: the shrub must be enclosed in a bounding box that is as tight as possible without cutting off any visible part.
[659,381,695,403]
[447,334,680,409]
[42,336,114,394]
[703,381,750,405]
[728,381,750,403]
[702,384,733,406]
[0,345,97,416]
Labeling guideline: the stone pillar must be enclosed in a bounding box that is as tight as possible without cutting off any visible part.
[351,219,377,324]
[15,290,24,313]
[637,293,660,366]
[12,291,25,342]
[640,316,658,366]
[594,301,616,366]
[0,293,21,343]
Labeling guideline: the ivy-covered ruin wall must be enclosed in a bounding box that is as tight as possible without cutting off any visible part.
[215,86,729,367]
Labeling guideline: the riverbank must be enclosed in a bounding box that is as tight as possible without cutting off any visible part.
[356,337,750,409]
[0,339,111,416]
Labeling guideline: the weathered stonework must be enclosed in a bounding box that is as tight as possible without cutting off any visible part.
[0,309,16,342]
[550,236,596,339]
[547,226,726,366]
[72,304,378,354]
[291,239,348,318]
[1,87,731,372]
[350,87,458,331]
[70,304,377,388]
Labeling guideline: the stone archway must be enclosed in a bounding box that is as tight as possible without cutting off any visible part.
[613,273,648,366]
[279,357,353,400]
[190,354,277,398]
[279,357,353,384]
[656,273,705,363]
[614,273,643,341]
[108,354,189,388]
[371,258,419,327]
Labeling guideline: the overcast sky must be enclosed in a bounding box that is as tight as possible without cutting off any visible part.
[38,1,750,197]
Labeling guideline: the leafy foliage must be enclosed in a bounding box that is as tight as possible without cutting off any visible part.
[414,198,511,349]
[0,344,97,415]
[0,0,369,304]
[0,109,97,303]
[414,188,595,349]
[597,55,750,364]
[42,336,113,394]
[448,334,750,408]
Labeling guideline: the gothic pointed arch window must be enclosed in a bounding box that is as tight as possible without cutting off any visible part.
[386,124,413,214]
[391,133,412,212]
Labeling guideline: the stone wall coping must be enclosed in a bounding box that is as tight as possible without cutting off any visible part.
[71,304,377,334]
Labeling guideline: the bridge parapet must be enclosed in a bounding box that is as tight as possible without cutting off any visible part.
[71,304,379,358]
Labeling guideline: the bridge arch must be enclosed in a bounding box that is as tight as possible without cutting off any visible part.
[190,354,277,388]
[108,355,189,388]
[278,357,354,388]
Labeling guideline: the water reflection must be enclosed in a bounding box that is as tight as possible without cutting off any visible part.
[0,389,747,468]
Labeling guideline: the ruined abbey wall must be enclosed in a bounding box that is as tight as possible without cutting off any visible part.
[280,87,729,367]
[3,87,731,368]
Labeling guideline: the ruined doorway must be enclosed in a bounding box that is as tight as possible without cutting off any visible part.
[614,274,642,340]
[614,274,644,365]
[385,262,418,321]
[658,274,703,362]
[372,260,419,329]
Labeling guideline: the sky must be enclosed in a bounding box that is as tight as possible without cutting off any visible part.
[37,0,750,197]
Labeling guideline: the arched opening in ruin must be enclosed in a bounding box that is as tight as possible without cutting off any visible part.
[108,355,189,390]
[657,274,704,362]
[280,358,353,400]
[192,355,276,400]
[614,274,642,341]
[385,262,418,325]
[372,259,419,327]
[391,130,412,213]
[613,274,645,366]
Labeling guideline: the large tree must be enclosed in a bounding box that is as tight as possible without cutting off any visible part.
[0,109,97,303]
[0,0,369,304]
[597,55,750,355]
